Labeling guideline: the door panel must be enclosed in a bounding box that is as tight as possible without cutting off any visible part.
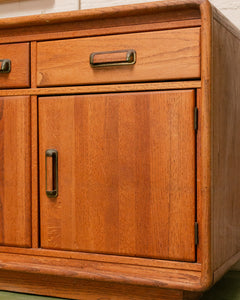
[39,90,196,261]
[0,96,31,247]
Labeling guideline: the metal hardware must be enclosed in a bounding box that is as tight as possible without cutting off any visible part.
[45,149,58,198]
[90,49,136,68]
[194,107,198,132]
[0,59,11,73]
[195,222,199,246]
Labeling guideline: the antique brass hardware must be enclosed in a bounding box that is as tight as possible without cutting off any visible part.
[0,59,11,73]
[90,49,136,68]
[45,149,58,198]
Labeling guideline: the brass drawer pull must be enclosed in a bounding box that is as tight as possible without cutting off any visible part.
[90,49,136,67]
[0,59,11,73]
[45,149,58,198]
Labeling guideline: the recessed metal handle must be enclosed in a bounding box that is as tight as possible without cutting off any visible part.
[90,49,136,68]
[45,149,58,198]
[0,59,11,73]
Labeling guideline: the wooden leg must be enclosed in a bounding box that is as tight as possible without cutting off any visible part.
[0,270,202,300]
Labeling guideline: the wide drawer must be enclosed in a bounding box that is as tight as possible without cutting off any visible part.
[0,43,30,88]
[37,28,200,87]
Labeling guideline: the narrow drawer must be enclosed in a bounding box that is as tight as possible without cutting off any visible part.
[0,43,30,88]
[37,28,200,87]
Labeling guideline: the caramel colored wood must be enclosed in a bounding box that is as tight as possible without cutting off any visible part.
[0,270,201,300]
[31,96,39,248]
[0,252,202,291]
[0,43,30,88]
[212,18,240,278]
[0,19,201,45]
[198,0,212,289]
[37,28,200,87]
[0,246,201,271]
[0,0,237,298]
[0,96,31,247]
[30,42,37,88]
[39,90,196,261]
[0,81,202,97]
[0,0,203,30]
[0,1,202,44]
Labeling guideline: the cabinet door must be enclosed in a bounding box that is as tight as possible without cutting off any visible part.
[0,96,31,247]
[39,90,196,261]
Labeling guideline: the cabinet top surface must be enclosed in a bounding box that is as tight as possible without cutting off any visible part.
[0,0,206,30]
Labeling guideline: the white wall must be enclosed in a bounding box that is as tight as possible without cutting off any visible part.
[0,0,79,18]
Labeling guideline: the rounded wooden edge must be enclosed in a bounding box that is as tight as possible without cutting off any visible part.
[199,0,214,291]
[0,0,205,29]
[0,252,202,291]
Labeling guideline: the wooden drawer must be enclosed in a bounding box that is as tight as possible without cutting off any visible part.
[0,43,30,88]
[37,27,200,87]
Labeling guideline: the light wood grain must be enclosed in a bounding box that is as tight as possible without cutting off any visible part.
[0,270,201,300]
[0,1,237,298]
[0,81,202,97]
[0,245,201,271]
[39,90,196,261]
[31,96,39,248]
[0,0,203,29]
[0,19,201,45]
[198,0,212,290]
[0,96,31,247]
[212,18,240,276]
[0,251,202,291]
[30,41,37,88]
[37,28,200,87]
[0,43,29,88]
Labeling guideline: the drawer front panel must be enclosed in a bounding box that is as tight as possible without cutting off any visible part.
[37,28,200,87]
[0,43,30,88]
[39,90,196,262]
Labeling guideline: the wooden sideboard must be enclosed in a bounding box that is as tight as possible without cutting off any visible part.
[0,1,239,299]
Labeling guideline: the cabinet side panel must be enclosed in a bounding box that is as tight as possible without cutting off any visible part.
[212,19,240,273]
[0,96,31,247]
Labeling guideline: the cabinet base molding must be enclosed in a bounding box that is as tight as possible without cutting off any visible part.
[0,271,202,300]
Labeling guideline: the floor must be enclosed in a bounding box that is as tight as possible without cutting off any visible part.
[0,271,239,299]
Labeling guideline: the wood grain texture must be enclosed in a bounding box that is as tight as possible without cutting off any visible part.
[0,96,31,247]
[30,42,37,88]
[0,0,237,298]
[212,18,240,276]
[0,270,201,300]
[31,96,39,248]
[0,246,201,271]
[0,81,202,97]
[0,252,202,291]
[37,28,200,87]
[0,0,202,45]
[39,90,196,262]
[0,19,201,45]
[0,43,30,88]
[198,0,212,290]
[0,0,203,29]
